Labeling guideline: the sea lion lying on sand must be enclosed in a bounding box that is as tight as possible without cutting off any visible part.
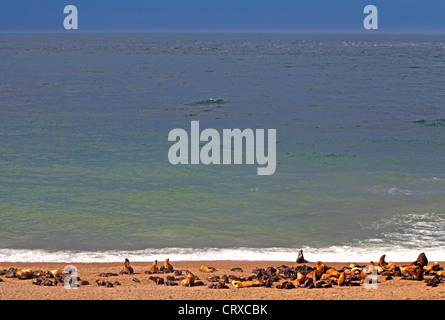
[50,269,63,278]
[199,266,216,273]
[16,269,33,280]
[231,279,261,288]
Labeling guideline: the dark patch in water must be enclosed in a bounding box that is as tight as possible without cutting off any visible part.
[186,99,228,106]
[413,119,445,127]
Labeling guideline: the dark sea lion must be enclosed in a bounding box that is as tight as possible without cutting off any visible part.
[413,252,428,268]
[96,279,105,286]
[208,281,229,289]
[230,267,243,272]
[121,258,134,274]
[296,249,309,263]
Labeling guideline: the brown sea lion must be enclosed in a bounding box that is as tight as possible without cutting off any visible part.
[292,272,305,286]
[199,266,216,273]
[306,261,325,281]
[412,252,428,268]
[321,268,341,279]
[122,258,134,274]
[50,269,63,278]
[423,261,440,272]
[337,272,345,286]
[164,258,174,271]
[358,265,377,284]
[16,269,33,280]
[231,279,261,288]
[296,250,308,263]
[149,260,158,274]
[181,270,195,287]
[378,255,388,267]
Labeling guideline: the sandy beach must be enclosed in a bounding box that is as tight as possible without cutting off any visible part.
[1,260,445,300]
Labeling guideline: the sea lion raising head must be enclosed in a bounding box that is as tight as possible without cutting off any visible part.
[413,252,428,268]
[181,270,196,287]
[164,259,174,272]
[122,258,134,274]
[378,255,388,267]
[150,260,158,274]
[296,249,309,264]
[306,261,325,281]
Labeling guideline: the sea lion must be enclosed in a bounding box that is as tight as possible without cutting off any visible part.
[337,272,345,286]
[358,265,378,284]
[149,260,158,274]
[423,262,439,272]
[181,270,195,287]
[296,250,308,263]
[401,265,423,280]
[50,269,63,278]
[16,269,33,280]
[378,255,388,267]
[164,258,174,272]
[230,267,243,272]
[231,279,261,288]
[199,266,216,273]
[306,262,325,281]
[292,272,305,286]
[321,268,341,280]
[121,258,134,274]
[412,252,428,268]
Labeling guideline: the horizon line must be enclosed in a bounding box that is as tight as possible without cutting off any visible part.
[2,29,445,35]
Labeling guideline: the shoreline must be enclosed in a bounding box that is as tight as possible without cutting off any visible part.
[2,260,445,300]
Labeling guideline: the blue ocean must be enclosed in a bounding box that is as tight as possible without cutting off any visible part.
[1,33,445,262]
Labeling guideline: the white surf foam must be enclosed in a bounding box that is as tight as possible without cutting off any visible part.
[0,246,443,263]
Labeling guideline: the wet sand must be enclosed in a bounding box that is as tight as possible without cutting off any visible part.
[1,260,445,300]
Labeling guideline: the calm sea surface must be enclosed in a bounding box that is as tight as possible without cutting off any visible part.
[1,33,445,262]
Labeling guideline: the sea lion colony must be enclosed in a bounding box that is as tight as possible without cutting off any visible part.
[0,252,443,289]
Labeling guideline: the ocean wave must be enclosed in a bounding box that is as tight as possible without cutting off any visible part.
[368,185,414,196]
[0,246,443,263]
[361,212,445,251]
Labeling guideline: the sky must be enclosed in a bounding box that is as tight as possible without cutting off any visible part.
[0,0,445,33]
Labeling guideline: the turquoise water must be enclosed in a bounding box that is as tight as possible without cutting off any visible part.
[1,33,445,261]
